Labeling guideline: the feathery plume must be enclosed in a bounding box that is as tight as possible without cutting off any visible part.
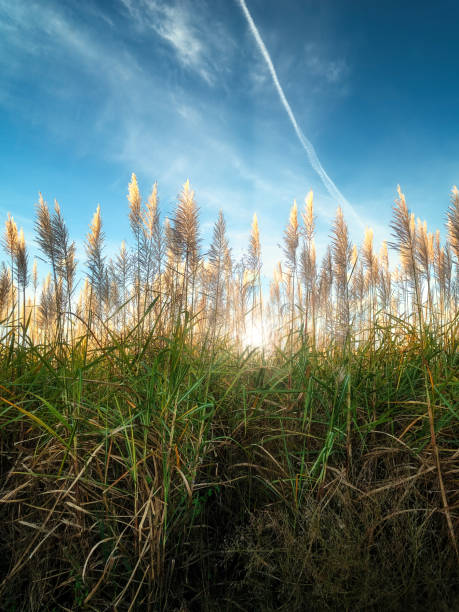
[248,213,261,272]
[0,264,11,315]
[32,259,38,292]
[416,218,433,277]
[362,228,375,276]
[351,244,358,269]
[389,186,418,281]
[283,200,299,270]
[3,213,18,258]
[172,179,200,269]
[143,182,159,239]
[208,210,230,331]
[302,190,315,242]
[332,207,352,284]
[389,186,424,327]
[16,228,29,290]
[35,194,55,265]
[331,206,353,339]
[86,204,106,313]
[53,199,77,305]
[127,172,142,238]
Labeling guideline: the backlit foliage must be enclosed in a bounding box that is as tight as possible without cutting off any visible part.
[0,179,458,350]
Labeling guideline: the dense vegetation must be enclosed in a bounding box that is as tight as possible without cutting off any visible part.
[0,178,458,610]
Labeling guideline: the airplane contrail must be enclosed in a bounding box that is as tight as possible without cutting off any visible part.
[237,0,362,226]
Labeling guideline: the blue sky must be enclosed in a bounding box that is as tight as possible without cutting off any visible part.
[1,0,458,276]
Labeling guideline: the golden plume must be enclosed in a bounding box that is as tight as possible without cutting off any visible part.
[302,190,315,242]
[127,172,142,236]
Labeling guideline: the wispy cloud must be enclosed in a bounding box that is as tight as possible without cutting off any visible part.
[120,0,234,85]
[154,4,213,84]
[0,0,143,108]
[304,43,349,85]
[0,0,180,159]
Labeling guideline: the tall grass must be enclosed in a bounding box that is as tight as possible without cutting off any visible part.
[0,180,458,610]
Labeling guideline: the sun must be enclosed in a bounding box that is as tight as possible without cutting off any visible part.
[241,321,265,349]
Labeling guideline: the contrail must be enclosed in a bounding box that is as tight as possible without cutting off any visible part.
[237,0,361,226]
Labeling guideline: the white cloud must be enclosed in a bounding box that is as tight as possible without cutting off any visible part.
[120,0,235,86]
[0,0,143,96]
[174,101,202,124]
[304,42,349,87]
[155,4,213,83]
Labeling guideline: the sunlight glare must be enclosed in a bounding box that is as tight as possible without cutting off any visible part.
[242,321,265,348]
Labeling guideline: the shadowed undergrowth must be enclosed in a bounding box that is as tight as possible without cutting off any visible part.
[0,320,458,611]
